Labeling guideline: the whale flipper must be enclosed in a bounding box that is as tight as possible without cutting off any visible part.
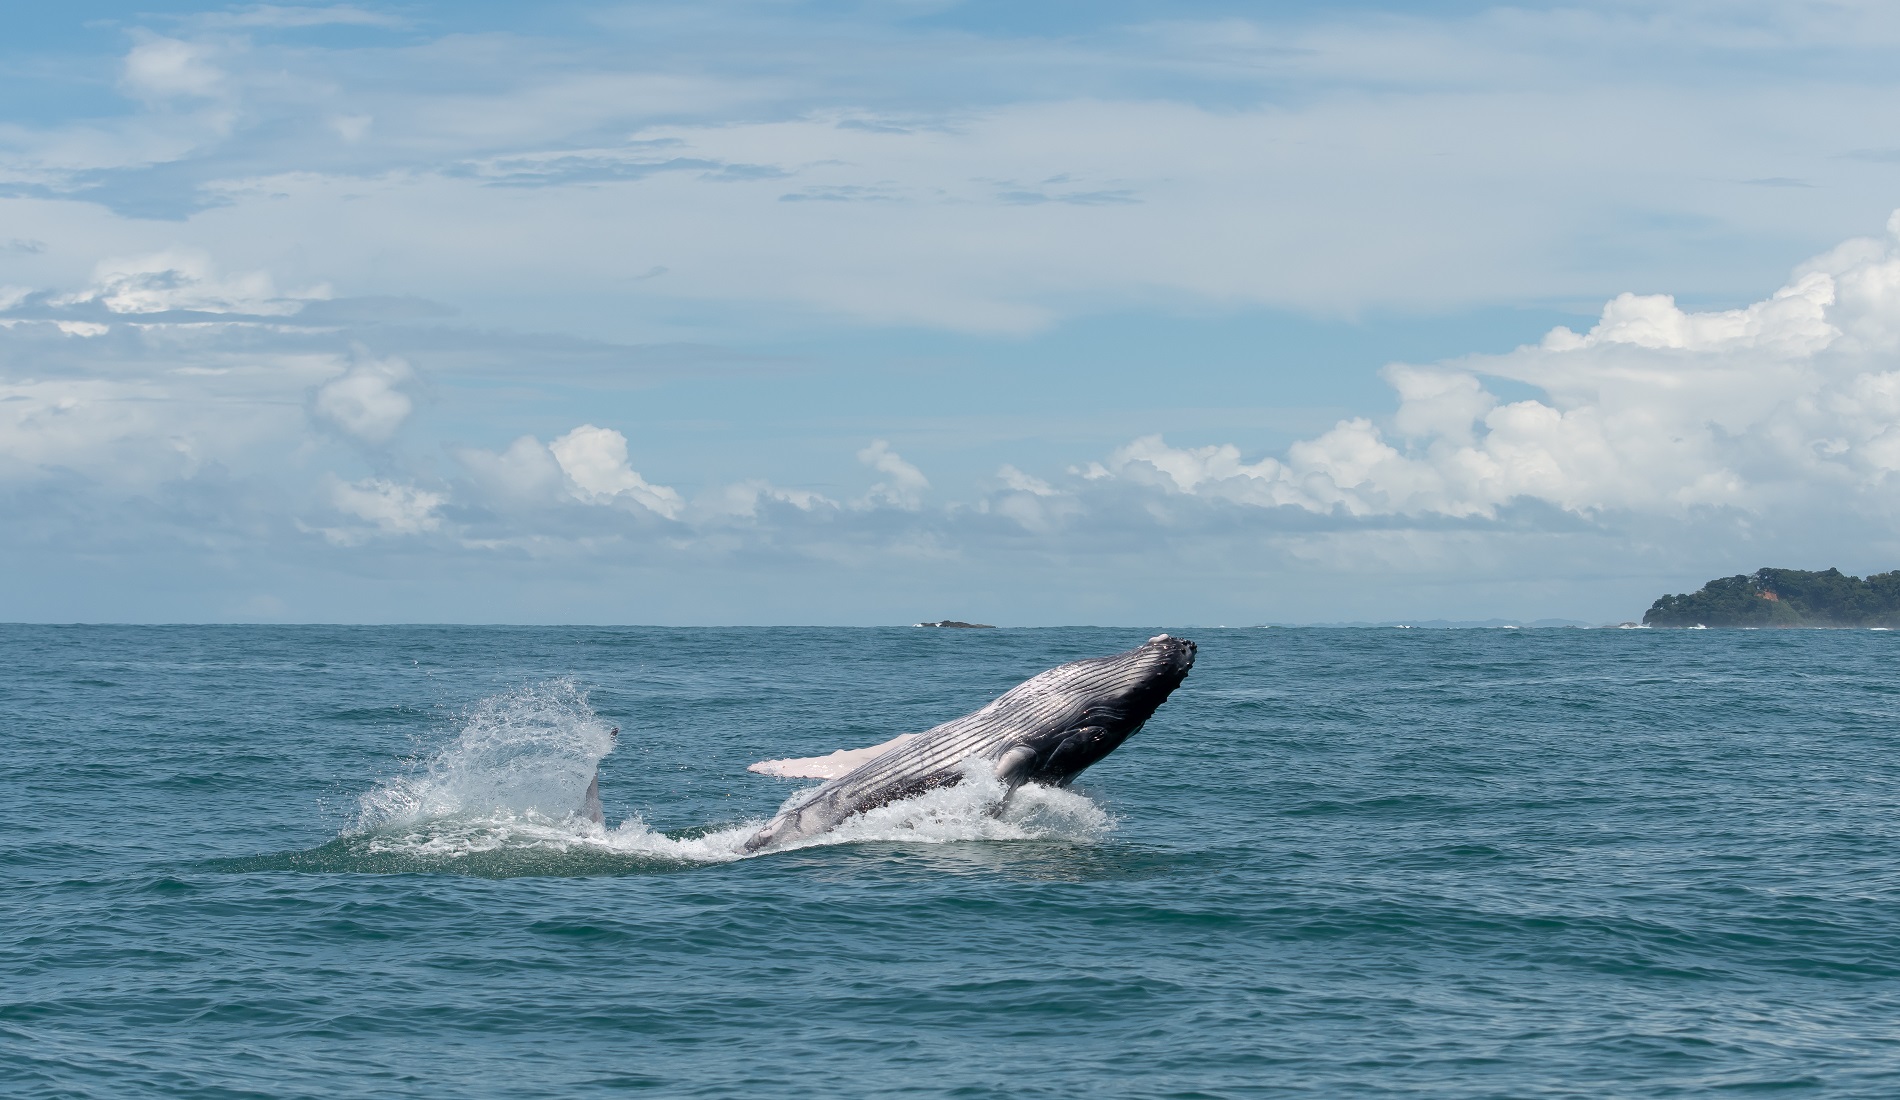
[582,726,616,826]
[993,743,1037,783]
[583,769,604,825]
[747,733,919,779]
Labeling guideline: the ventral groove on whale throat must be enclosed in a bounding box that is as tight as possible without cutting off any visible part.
[738,633,1196,854]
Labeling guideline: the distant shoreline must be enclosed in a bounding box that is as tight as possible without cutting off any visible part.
[1644,568,1900,629]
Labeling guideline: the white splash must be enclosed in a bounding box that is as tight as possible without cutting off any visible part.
[347,683,1113,866]
[353,679,615,831]
[772,757,1115,853]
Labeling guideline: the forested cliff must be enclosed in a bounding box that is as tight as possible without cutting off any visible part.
[1644,568,1900,628]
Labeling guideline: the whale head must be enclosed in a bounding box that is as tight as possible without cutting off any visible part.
[996,633,1196,787]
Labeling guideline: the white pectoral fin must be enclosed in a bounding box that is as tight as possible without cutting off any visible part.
[583,768,604,825]
[985,744,1039,819]
[993,744,1037,784]
[747,733,920,779]
[581,727,617,825]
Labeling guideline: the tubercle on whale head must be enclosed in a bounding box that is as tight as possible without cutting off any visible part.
[1018,633,1195,785]
[742,807,804,852]
[1140,633,1197,678]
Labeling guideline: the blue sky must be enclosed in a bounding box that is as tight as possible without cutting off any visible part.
[6,0,1900,624]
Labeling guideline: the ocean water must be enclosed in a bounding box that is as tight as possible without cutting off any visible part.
[5,625,1900,1098]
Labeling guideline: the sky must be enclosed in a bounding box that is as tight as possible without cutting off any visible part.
[6,0,1900,625]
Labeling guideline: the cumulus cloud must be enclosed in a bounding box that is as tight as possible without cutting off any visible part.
[121,37,223,100]
[20,211,1900,593]
[548,424,683,518]
[457,435,566,507]
[26,4,1900,623]
[980,465,1079,533]
[458,432,836,525]
[312,355,415,444]
[701,479,836,518]
[996,465,1058,496]
[1083,211,1900,526]
[857,439,928,510]
[328,477,443,539]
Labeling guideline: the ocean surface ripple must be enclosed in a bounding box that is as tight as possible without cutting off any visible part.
[6,625,1900,1097]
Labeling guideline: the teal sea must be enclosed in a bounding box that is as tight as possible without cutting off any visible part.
[6,625,1900,1097]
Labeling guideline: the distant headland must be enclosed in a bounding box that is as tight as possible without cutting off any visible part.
[1644,568,1900,628]
[914,620,995,629]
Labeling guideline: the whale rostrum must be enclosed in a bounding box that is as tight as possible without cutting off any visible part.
[740,634,1197,853]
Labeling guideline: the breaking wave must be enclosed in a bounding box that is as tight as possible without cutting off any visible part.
[249,681,1114,876]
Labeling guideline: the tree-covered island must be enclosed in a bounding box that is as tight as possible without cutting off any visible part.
[1643,568,1900,628]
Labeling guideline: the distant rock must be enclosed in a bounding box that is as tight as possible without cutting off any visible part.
[1644,567,1900,628]
[914,620,995,629]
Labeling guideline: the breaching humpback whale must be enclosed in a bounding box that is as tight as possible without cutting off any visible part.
[740,634,1196,853]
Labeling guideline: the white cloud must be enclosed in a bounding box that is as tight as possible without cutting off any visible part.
[457,434,835,523]
[9,2,1896,337]
[857,439,928,509]
[1386,366,1496,446]
[0,378,173,482]
[548,424,683,518]
[23,6,1900,623]
[1086,210,1900,523]
[701,479,836,518]
[328,114,373,143]
[203,5,404,30]
[983,465,1079,533]
[59,250,329,316]
[996,465,1058,496]
[1539,273,1837,355]
[0,372,305,486]
[328,477,443,538]
[457,435,566,507]
[121,37,223,101]
[312,355,414,444]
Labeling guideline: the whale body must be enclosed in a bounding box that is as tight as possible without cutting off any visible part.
[741,634,1196,853]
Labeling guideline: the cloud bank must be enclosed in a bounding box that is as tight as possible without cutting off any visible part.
[8,206,1900,620]
[7,1,1900,339]
[1086,224,1900,523]
[7,3,1900,622]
